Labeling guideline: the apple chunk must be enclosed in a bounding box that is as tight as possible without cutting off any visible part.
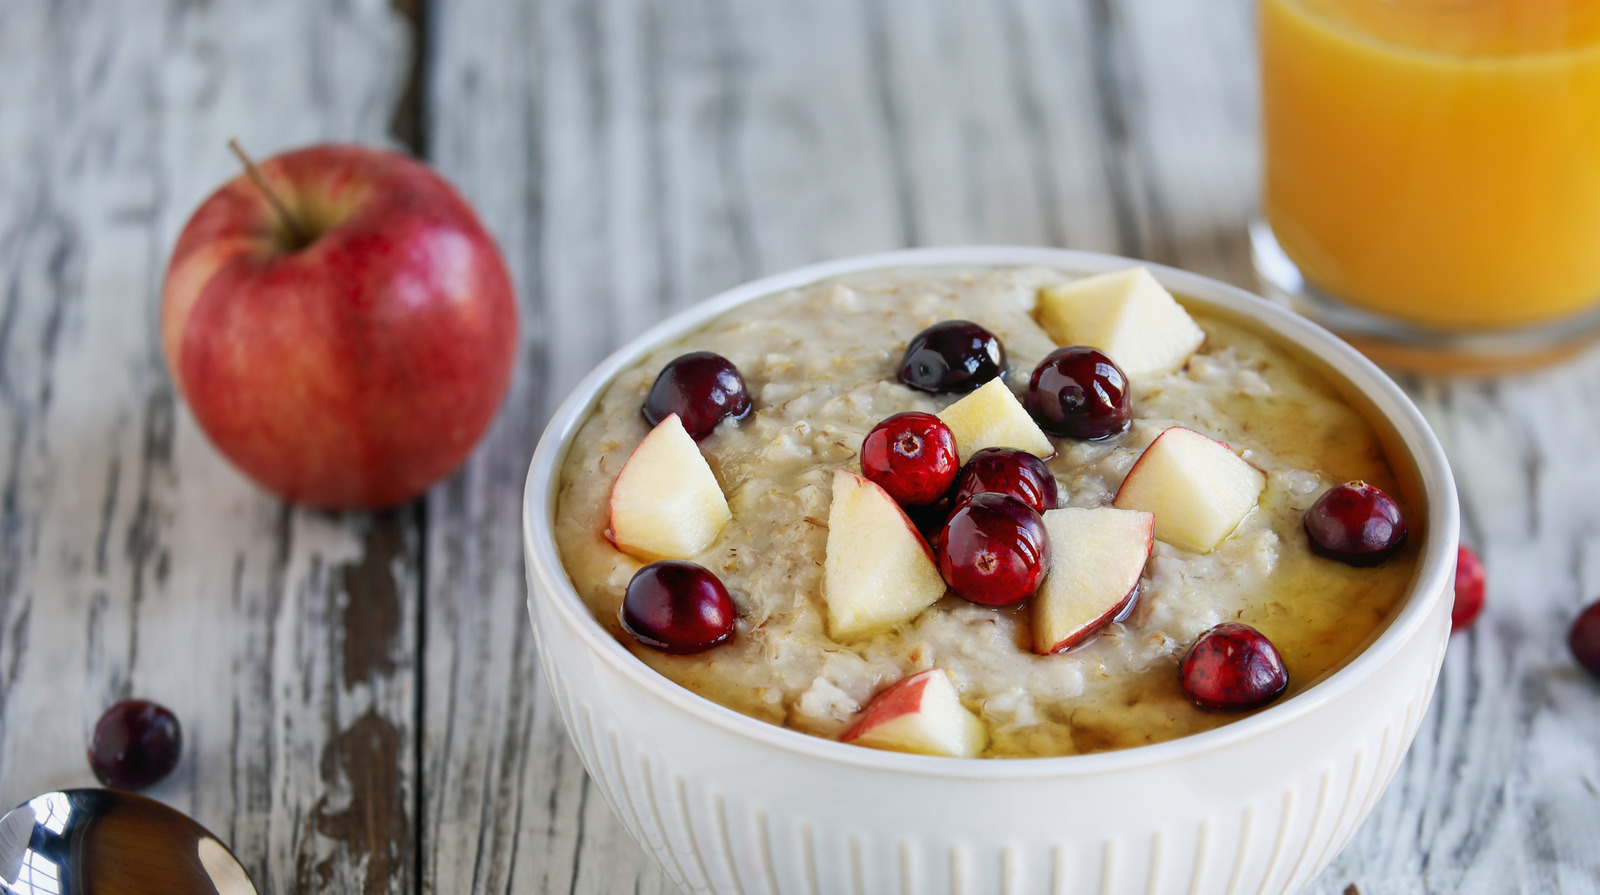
[1033,507,1154,654]
[609,414,732,561]
[823,469,948,638]
[1113,426,1265,554]
[1036,267,1205,377]
[840,668,988,758]
[936,378,1055,459]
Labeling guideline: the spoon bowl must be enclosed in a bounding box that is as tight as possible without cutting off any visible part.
[0,789,256,895]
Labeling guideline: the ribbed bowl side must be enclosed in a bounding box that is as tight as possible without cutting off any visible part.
[526,564,1452,895]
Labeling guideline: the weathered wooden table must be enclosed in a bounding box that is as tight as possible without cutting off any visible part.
[1,1,1596,892]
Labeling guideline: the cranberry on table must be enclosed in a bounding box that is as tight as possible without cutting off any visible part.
[622,560,737,654]
[1303,481,1407,566]
[861,412,960,507]
[642,351,752,440]
[1452,545,1486,632]
[88,699,183,790]
[1025,346,1131,441]
[897,320,1006,394]
[1570,601,1600,678]
[937,493,1051,607]
[1178,623,1289,712]
[950,447,1059,515]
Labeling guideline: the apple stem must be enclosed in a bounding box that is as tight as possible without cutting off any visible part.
[227,138,309,247]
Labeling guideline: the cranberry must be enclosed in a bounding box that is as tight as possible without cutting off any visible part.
[904,496,955,545]
[950,448,1059,515]
[1451,546,1486,632]
[1570,601,1600,678]
[1178,623,1289,712]
[1025,346,1131,440]
[88,700,182,790]
[898,320,1006,394]
[937,493,1050,607]
[642,351,752,440]
[861,412,960,507]
[622,561,736,653]
[1303,481,1407,566]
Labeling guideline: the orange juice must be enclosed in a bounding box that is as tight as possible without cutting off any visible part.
[1261,0,1600,328]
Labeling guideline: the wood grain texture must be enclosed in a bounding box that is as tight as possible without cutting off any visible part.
[422,1,1597,893]
[1,0,1596,893]
[0,1,419,892]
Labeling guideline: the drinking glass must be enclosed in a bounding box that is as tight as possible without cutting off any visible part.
[1253,0,1600,371]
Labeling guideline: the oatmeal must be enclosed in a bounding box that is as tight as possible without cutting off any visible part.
[553,266,1417,758]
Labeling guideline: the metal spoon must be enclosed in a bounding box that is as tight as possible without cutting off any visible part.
[0,789,257,894]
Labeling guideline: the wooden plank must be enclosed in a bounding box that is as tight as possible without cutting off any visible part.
[0,2,420,892]
[420,1,1100,892]
[428,0,1597,893]
[1084,0,1259,285]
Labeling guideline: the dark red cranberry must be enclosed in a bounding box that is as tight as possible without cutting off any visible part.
[937,493,1050,607]
[1570,601,1600,678]
[1025,346,1131,440]
[88,700,182,790]
[622,561,736,654]
[897,320,1006,394]
[1451,546,1486,632]
[904,496,955,545]
[861,412,960,507]
[950,447,1059,515]
[1178,623,1289,712]
[1303,481,1407,566]
[642,351,752,440]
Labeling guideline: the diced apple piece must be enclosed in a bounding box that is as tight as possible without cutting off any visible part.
[823,469,948,638]
[1037,267,1206,377]
[937,378,1054,459]
[609,414,732,560]
[840,668,988,758]
[1033,507,1154,654]
[1113,426,1265,554]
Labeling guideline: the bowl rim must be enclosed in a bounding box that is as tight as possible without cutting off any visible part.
[522,245,1460,780]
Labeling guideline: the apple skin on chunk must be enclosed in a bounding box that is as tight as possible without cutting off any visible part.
[608,414,732,561]
[1036,267,1205,377]
[1113,426,1265,554]
[840,668,989,758]
[936,378,1055,460]
[1033,507,1154,654]
[823,469,949,639]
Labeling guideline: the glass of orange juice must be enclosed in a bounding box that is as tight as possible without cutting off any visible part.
[1253,0,1600,370]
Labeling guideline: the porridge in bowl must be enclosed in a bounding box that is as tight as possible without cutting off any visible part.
[552,266,1418,759]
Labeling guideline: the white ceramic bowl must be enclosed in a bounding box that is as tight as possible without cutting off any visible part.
[522,247,1459,895]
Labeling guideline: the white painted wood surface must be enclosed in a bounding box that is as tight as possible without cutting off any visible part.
[0,0,1595,893]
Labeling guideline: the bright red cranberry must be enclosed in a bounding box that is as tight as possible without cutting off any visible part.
[622,561,736,654]
[1178,623,1289,712]
[1304,481,1407,566]
[1025,346,1131,440]
[88,700,182,790]
[937,493,1050,607]
[1570,601,1600,677]
[898,320,1006,394]
[950,448,1059,515]
[861,412,959,507]
[642,351,752,440]
[1451,546,1486,632]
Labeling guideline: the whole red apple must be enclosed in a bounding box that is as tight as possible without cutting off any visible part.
[161,144,517,508]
